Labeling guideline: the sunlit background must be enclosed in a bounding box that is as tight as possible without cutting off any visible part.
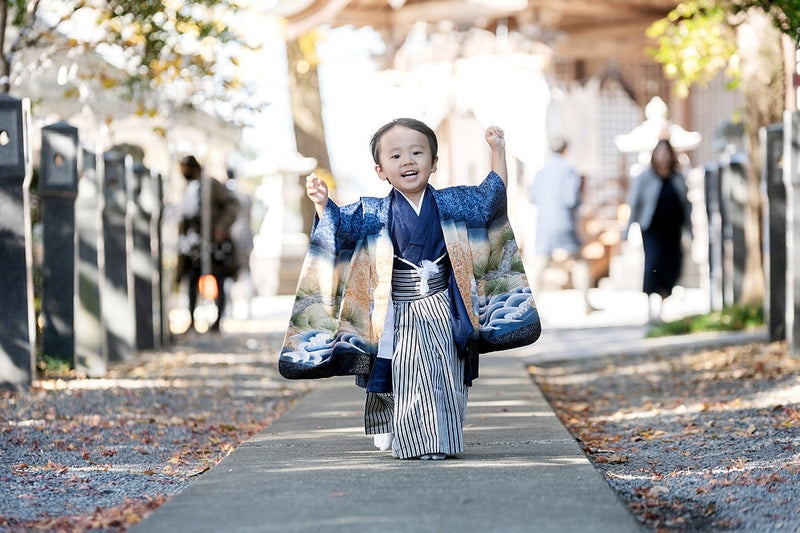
[7,0,755,336]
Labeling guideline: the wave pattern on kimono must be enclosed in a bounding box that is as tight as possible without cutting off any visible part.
[279,171,541,381]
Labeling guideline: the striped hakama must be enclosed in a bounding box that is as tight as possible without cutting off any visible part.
[365,263,468,459]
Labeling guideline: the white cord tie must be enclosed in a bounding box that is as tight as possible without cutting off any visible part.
[395,253,447,296]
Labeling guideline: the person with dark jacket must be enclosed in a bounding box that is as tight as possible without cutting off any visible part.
[625,139,692,322]
[176,155,239,332]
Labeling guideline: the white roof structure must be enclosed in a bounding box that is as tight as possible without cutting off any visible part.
[614,96,702,154]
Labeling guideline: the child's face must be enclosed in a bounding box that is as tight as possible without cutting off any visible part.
[374,125,438,205]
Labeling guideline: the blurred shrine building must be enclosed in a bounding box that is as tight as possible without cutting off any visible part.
[275,0,742,292]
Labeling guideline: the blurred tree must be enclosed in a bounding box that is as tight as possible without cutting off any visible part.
[286,30,332,236]
[0,0,256,120]
[647,0,795,305]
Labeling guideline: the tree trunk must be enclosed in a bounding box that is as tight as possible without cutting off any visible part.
[0,0,10,93]
[286,33,332,236]
[783,33,797,112]
[736,13,785,305]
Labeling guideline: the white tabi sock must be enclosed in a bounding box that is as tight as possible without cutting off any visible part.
[373,432,394,451]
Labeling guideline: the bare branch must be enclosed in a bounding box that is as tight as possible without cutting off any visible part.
[8,0,83,55]
[7,0,42,56]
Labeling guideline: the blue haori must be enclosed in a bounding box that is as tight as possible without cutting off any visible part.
[365,264,466,459]
[278,171,541,385]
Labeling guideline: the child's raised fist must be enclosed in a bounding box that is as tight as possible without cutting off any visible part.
[485,126,505,149]
[306,173,329,206]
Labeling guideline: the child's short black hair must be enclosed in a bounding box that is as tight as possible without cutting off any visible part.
[369,118,438,165]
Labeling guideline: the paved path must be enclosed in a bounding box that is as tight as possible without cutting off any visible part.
[136,287,763,532]
[136,352,642,532]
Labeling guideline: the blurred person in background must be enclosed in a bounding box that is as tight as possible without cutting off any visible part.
[528,137,593,313]
[625,139,692,323]
[176,155,240,332]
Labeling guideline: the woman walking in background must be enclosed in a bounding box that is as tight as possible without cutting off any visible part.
[625,139,692,323]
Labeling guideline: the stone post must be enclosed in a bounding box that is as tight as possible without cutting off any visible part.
[720,155,748,305]
[761,123,786,341]
[704,163,724,311]
[0,95,35,390]
[39,121,79,365]
[75,147,107,376]
[101,151,135,362]
[153,172,167,348]
[131,162,156,350]
[783,111,800,355]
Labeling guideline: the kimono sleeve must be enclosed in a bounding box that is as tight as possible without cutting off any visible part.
[440,170,508,225]
[278,200,374,380]
[442,172,541,353]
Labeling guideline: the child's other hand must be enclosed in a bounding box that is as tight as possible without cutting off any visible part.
[485,126,505,150]
[306,173,328,206]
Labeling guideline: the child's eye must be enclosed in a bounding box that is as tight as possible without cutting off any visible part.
[390,154,400,159]
[413,151,423,156]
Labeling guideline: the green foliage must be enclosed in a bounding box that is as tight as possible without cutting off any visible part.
[100,0,242,91]
[646,1,740,97]
[647,0,799,97]
[37,354,73,377]
[646,304,764,337]
[10,0,27,26]
[2,0,251,113]
[730,1,800,38]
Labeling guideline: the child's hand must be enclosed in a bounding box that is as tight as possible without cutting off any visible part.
[306,173,328,206]
[485,126,508,186]
[485,126,505,150]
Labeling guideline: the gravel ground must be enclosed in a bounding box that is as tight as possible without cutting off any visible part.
[0,324,311,531]
[529,340,800,532]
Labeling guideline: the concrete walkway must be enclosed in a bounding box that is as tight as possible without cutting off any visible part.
[136,288,764,532]
[136,352,642,532]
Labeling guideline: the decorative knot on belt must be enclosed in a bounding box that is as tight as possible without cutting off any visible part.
[395,253,447,295]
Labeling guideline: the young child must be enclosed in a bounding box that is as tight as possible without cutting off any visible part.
[280,118,540,459]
